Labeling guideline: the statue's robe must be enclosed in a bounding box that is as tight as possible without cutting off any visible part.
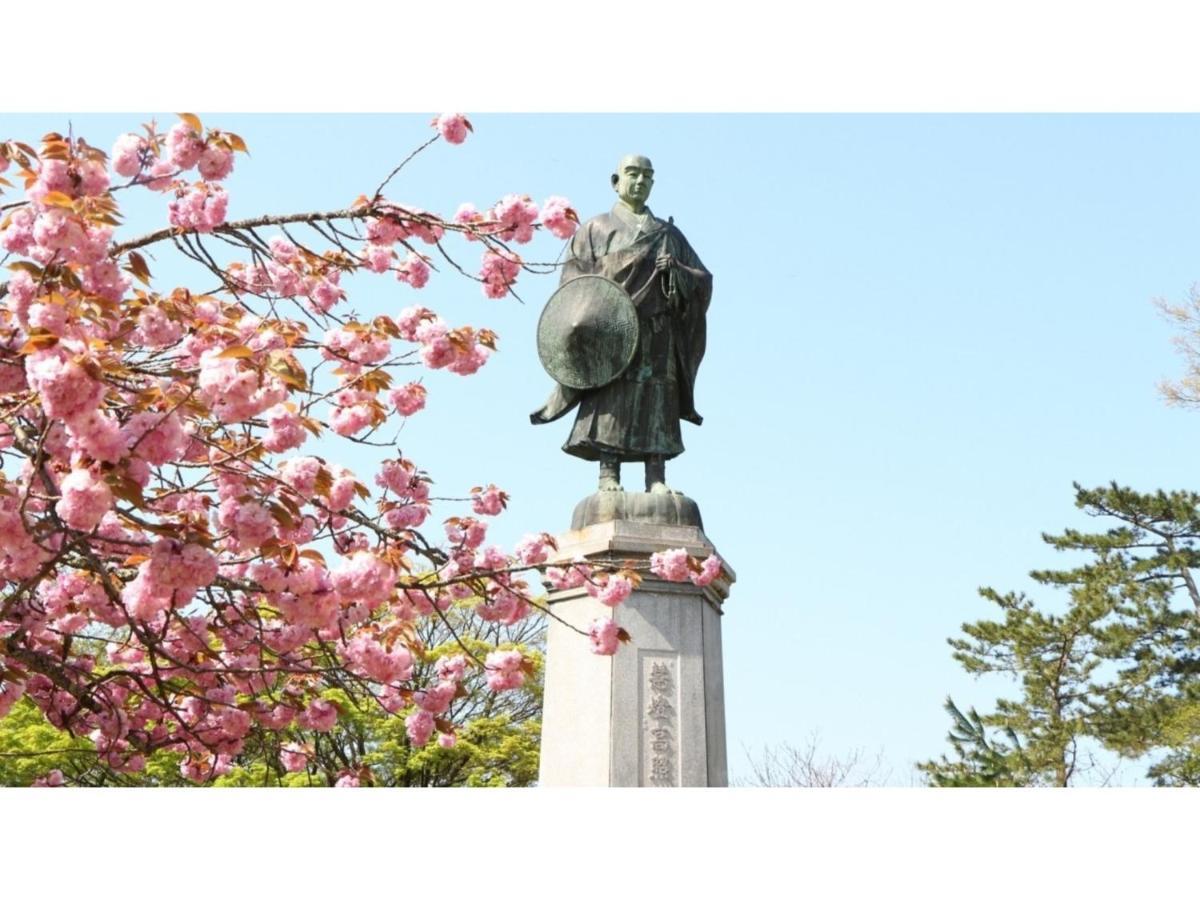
[531,202,712,462]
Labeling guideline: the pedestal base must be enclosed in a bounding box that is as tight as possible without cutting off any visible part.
[571,491,704,531]
[538,517,734,787]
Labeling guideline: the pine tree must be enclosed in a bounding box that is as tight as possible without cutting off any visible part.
[923,483,1200,786]
[918,698,1032,786]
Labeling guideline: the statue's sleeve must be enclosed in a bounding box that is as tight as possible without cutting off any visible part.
[670,228,712,426]
[671,230,711,303]
[560,221,597,283]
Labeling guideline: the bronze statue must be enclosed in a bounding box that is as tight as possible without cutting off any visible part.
[532,155,712,495]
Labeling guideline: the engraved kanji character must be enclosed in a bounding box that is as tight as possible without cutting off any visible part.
[647,695,674,721]
[650,727,672,753]
[649,662,672,694]
[651,754,674,784]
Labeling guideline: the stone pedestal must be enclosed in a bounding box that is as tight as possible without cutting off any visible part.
[538,506,734,787]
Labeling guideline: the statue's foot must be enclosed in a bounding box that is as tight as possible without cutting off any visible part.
[647,481,681,496]
[598,457,622,493]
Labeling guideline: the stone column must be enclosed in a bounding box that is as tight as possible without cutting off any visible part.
[537,497,734,787]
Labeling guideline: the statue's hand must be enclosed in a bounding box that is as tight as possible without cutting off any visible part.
[655,252,674,272]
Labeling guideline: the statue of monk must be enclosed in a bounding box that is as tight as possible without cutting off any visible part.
[531,155,713,495]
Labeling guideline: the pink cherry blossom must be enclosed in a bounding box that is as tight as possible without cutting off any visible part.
[167,184,228,233]
[332,552,395,605]
[415,680,456,715]
[446,338,489,376]
[0,681,27,719]
[475,584,531,625]
[445,517,487,550]
[388,381,426,416]
[492,194,539,244]
[484,649,526,692]
[326,466,358,512]
[197,349,287,423]
[279,742,309,773]
[25,349,106,424]
[545,561,591,591]
[406,708,435,745]
[197,145,234,181]
[396,252,431,289]
[414,318,453,368]
[141,158,177,192]
[121,565,175,622]
[342,634,413,684]
[541,195,579,239]
[691,554,724,587]
[147,540,219,594]
[453,202,487,240]
[471,485,506,516]
[394,305,433,340]
[649,547,691,582]
[32,208,84,253]
[111,133,147,178]
[329,391,376,437]
[78,160,110,197]
[474,544,510,571]
[228,500,275,548]
[81,259,130,303]
[278,455,323,498]
[262,404,308,453]
[28,301,68,335]
[588,617,621,655]
[434,113,471,145]
[514,533,553,566]
[256,704,297,731]
[55,468,113,532]
[590,573,634,608]
[303,275,343,313]
[123,411,188,465]
[76,224,114,264]
[0,206,35,255]
[479,250,520,299]
[4,271,35,325]
[376,458,429,500]
[32,769,66,787]
[360,243,393,273]
[299,698,338,732]
[368,206,442,244]
[28,158,73,205]
[322,327,391,369]
[435,654,469,683]
[134,305,183,348]
[166,121,205,170]
[365,216,403,245]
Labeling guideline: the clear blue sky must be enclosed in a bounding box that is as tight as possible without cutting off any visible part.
[6,113,1199,782]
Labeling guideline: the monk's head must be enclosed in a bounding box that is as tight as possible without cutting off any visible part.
[612,154,654,212]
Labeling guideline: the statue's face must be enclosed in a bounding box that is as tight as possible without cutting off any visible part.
[613,155,654,209]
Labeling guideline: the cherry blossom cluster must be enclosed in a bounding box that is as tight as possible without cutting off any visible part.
[452,194,580,297]
[574,549,724,658]
[650,548,725,588]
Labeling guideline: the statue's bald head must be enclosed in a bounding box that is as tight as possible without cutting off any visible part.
[612,154,654,212]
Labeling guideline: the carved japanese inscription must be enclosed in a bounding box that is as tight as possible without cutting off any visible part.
[641,654,679,786]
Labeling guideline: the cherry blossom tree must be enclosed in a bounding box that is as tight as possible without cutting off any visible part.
[0,114,722,785]
[1,597,545,787]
